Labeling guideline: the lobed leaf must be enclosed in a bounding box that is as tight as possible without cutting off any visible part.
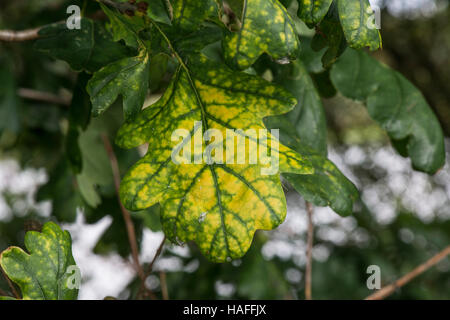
[34,18,133,73]
[171,0,218,32]
[298,0,333,27]
[336,0,381,50]
[116,55,315,262]
[100,3,145,49]
[87,49,150,120]
[0,222,79,300]
[223,0,300,70]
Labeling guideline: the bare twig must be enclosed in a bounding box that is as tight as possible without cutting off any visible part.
[101,135,154,299]
[366,246,450,300]
[0,266,20,299]
[137,236,166,299]
[160,271,169,300]
[18,88,71,107]
[146,236,166,276]
[305,201,314,300]
[0,28,40,42]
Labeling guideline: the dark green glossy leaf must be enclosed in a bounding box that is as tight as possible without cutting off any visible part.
[144,0,172,25]
[330,49,445,174]
[87,49,150,119]
[101,3,145,49]
[34,18,133,73]
[273,60,328,155]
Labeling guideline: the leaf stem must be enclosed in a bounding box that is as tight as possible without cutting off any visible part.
[136,236,166,299]
[305,201,314,300]
[365,246,450,300]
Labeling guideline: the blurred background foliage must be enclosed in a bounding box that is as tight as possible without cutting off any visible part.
[0,0,449,300]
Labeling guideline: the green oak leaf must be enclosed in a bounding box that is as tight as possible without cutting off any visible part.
[0,222,79,300]
[87,49,150,119]
[336,0,381,50]
[223,0,300,70]
[298,0,333,27]
[116,55,316,262]
[330,49,445,174]
[34,18,133,73]
[171,0,218,32]
[100,3,145,49]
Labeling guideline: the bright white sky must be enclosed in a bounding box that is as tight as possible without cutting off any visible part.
[370,0,447,17]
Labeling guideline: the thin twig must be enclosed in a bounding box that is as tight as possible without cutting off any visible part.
[365,246,450,300]
[146,236,166,276]
[0,28,40,42]
[101,135,153,298]
[137,236,166,299]
[305,201,314,300]
[0,266,20,299]
[18,88,71,107]
[160,271,169,300]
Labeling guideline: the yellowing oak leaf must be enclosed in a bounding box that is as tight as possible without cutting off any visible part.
[116,55,314,262]
[298,0,333,27]
[223,0,300,70]
[337,0,382,50]
[0,222,79,300]
[171,0,218,32]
